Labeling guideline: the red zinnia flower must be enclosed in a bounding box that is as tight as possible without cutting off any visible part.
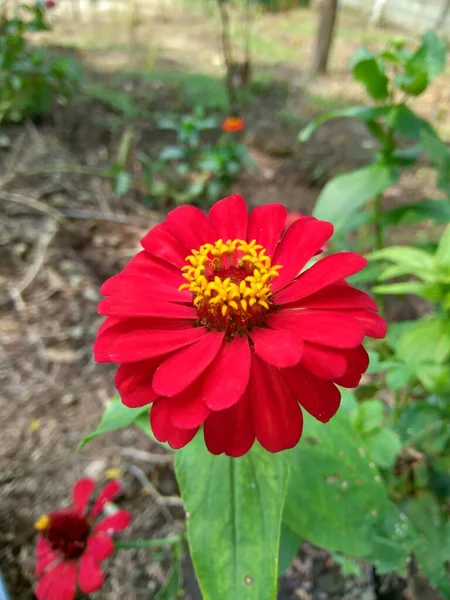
[35,479,131,600]
[94,195,386,457]
[221,116,245,133]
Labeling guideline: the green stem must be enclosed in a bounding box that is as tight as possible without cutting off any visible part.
[115,534,183,550]
[373,192,384,251]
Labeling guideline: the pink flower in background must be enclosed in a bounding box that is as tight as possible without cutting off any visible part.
[35,479,131,600]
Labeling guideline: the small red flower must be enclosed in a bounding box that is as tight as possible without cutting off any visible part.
[221,116,245,133]
[44,0,56,8]
[94,195,386,456]
[35,479,131,600]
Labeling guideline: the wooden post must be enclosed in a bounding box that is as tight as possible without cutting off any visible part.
[309,0,339,76]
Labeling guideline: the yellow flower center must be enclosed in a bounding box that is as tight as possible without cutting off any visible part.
[179,238,282,336]
[35,515,51,531]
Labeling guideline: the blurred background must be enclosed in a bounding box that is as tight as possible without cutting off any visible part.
[1,0,449,598]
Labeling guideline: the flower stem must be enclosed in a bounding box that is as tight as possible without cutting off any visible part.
[373,193,384,251]
[115,534,184,550]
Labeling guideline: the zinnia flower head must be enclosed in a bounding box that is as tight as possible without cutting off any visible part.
[35,478,131,600]
[95,195,386,457]
[221,116,245,133]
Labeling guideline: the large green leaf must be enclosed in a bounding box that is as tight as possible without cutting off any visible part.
[313,164,398,230]
[351,48,389,101]
[283,412,406,559]
[78,396,149,450]
[175,436,289,600]
[298,106,390,143]
[396,316,450,366]
[435,224,450,267]
[382,199,450,226]
[414,31,447,82]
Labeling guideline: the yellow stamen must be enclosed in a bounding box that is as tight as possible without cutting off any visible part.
[35,515,51,531]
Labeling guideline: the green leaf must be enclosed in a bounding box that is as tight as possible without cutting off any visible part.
[435,224,450,268]
[373,282,442,302]
[389,105,435,141]
[298,106,390,142]
[397,316,450,366]
[283,412,402,557]
[278,524,302,575]
[382,199,450,226]
[352,399,385,435]
[364,428,402,469]
[78,396,149,450]
[175,436,290,600]
[416,31,447,82]
[401,493,450,598]
[159,146,185,161]
[369,245,435,272]
[155,544,183,600]
[313,164,398,230]
[115,171,132,197]
[351,48,389,101]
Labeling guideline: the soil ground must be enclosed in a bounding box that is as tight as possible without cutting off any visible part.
[0,2,447,598]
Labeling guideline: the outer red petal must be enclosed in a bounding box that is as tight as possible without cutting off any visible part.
[301,343,347,380]
[246,203,287,257]
[35,561,77,600]
[115,360,159,408]
[167,377,211,429]
[249,327,303,368]
[98,296,196,319]
[94,323,206,363]
[72,479,95,515]
[90,481,121,519]
[275,252,368,304]
[338,309,387,339]
[102,255,184,293]
[202,336,251,411]
[286,284,378,312]
[152,330,224,397]
[249,357,303,452]
[166,205,218,251]
[272,217,334,292]
[284,366,341,423]
[334,346,370,388]
[94,510,132,534]
[141,223,187,268]
[101,276,190,303]
[208,194,248,241]
[150,400,199,449]
[78,555,104,594]
[86,533,114,561]
[204,391,255,457]
[35,536,59,577]
[268,311,365,349]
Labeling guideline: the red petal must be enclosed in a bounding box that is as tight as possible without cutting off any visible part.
[72,479,95,515]
[287,284,378,311]
[301,343,347,380]
[103,255,184,292]
[35,537,59,577]
[275,252,368,304]
[90,481,121,519]
[86,533,114,561]
[204,391,255,457]
[166,205,218,251]
[101,275,190,303]
[94,510,132,534]
[268,311,364,349]
[94,323,207,363]
[35,561,77,600]
[78,555,104,594]
[167,377,211,429]
[97,316,120,337]
[98,296,196,319]
[203,336,251,411]
[141,223,187,268]
[150,400,199,449]
[272,217,334,292]
[208,194,248,241]
[285,366,341,422]
[246,203,287,257]
[335,346,370,388]
[153,330,224,397]
[250,327,303,368]
[249,357,303,452]
[338,309,387,339]
[115,360,159,408]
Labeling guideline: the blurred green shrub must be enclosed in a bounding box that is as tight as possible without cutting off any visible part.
[0,2,80,123]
